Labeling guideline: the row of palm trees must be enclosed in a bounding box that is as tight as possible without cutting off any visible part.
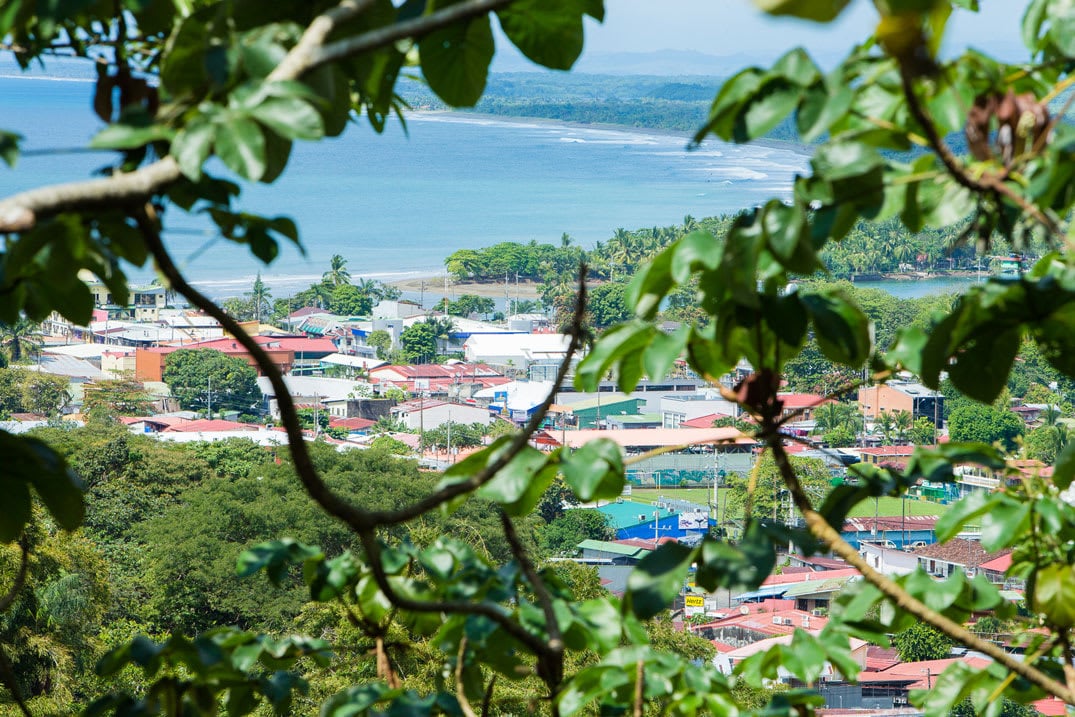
[812,401,915,444]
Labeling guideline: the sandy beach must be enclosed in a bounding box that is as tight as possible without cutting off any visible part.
[390,274,543,300]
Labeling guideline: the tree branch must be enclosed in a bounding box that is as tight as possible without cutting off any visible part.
[766,433,1075,705]
[897,63,1059,236]
[135,209,375,534]
[356,530,552,658]
[500,511,564,696]
[362,265,587,527]
[312,0,516,67]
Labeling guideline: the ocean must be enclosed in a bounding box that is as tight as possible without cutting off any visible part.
[0,71,810,298]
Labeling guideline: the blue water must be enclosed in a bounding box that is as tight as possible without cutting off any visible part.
[0,72,810,296]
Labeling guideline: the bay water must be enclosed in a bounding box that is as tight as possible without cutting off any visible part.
[1,69,972,302]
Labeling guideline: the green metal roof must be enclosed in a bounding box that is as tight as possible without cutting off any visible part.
[577,539,650,557]
[594,500,677,529]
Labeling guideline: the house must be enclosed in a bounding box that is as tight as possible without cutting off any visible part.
[777,393,833,421]
[463,332,575,374]
[912,538,1010,579]
[693,600,829,648]
[367,362,508,396]
[841,516,940,550]
[660,394,740,428]
[136,341,291,381]
[605,413,663,430]
[858,380,945,427]
[860,541,919,576]
[854,657,991,708]
[390,398,491,431]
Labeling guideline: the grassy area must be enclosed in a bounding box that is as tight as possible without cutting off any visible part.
[628,487,946,519]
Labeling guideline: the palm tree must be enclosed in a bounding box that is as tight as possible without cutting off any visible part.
[875,411,895,445]
[1,318,41,363]
[322,254,351,286]
[247,272,272,323]
[893,409,913,442]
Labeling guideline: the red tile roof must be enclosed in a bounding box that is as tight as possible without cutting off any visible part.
[761,568,860,586]
[682,413,735,428]
[164,419,259,433]
[912,538,1009,569]
[329,417,376,430]
[979,553,1013,574]
[693,609,828,637]
[778,393,832,409]
[856,657,991,690]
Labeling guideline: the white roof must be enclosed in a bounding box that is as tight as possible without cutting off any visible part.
[256,374,369,402]
[320,353,387,370]
[464,333,572,358]
[43,343,131,359]
[24,354,105,380]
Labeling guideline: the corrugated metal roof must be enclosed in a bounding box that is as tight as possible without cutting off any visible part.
[577,539,650,557]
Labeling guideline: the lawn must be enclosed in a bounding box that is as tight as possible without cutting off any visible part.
[628,487,945,519]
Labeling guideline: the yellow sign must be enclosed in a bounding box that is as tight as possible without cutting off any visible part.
[684,595,705,607]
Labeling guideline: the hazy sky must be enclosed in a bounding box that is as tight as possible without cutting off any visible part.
[578,0,1027,62]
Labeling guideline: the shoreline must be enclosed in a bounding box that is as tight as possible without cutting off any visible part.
[412,108,814,158]
[389,274,543,301]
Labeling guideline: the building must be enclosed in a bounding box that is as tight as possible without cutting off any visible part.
[556,394,645,429]
[858,380,945,427]
[912,538,1009,579]
[390,398,491,431]
[592,499,710,541]
[840,516,940,550]
[463,333,575,374]
[559,428,755,487]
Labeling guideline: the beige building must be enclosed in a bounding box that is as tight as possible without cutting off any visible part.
[857,380,945,427]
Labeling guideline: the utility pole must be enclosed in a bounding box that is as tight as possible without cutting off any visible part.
[207,374,212,419]
[446,408,452,464]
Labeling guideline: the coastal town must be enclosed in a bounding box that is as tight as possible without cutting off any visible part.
[2,268,1064,716]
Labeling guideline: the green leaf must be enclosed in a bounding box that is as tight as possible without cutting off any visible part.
[754,0,852,22]
[0,130,22,168]
[947,326,1020,403]
[802,290,870,366]
[172,119,215,180]
[25,438,84,531]
[236,538,323,584]
[934,491,991,543]
[561,439,625,502]
[214,117,267,180]
[739,77,801,141]
[476,445,556,516]
[1053,440,1075,490]
[1033,564,1075,628]
[90,123,175,150]
[574,321,654,392]
[625,542,696,619]
[419,16,494,107]
[251,97,324,141]
[0,477,32,543]
[497,0,586,71]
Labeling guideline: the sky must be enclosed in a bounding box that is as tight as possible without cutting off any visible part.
[508,0,1029,68]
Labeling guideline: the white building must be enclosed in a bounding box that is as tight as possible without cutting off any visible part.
[463,333,574,373]
[391,399,491,430]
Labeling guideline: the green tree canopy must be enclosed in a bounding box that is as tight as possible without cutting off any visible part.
[948,403,1025,451]
[162,349,260,415]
